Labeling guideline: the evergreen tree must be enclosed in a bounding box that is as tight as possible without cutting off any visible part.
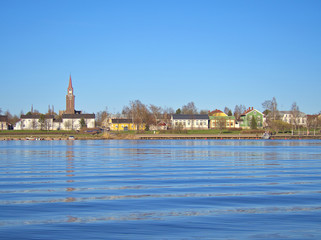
[38,114,45,130]
[79,118,87,129]
[251,116,257,129]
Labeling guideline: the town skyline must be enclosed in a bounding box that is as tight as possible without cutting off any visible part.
[1,1,321,116]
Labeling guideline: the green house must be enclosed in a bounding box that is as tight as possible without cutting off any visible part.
[239,107,264,129]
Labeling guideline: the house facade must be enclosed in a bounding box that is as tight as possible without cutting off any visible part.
[279,111,307,127]
[15,114,95,130]
[239,107,264,129]
[60,114,95,130]
[208,109,236,129]
[105,118,145,131]
[0,115,8,130]
[15,115,54,130]
[171,114,209,130]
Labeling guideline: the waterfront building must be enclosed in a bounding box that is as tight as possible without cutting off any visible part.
[105,118,145,131]
[0,115,8,130]
[171,114,209,130]
[279,111,307,127]
[14,76,95,130]
[16,114,54,130]
[208,109,236,129]
[239,107,264,129]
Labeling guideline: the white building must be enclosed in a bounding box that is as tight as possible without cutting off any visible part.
[15,75,96,131]
[171,114,209,130]
[60,114,95,130]
[279,111,307,127]
[0,115,8,130]
[15,114,95,130]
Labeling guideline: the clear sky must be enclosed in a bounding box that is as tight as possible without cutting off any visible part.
[1,0,321,116]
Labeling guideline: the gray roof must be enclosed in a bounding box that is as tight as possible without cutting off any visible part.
[62,114,95,119]
[0,115,8,121]
[279,111,306,117]
[172,114,209,120]
[111,119,132,124]
[21,115,54,119]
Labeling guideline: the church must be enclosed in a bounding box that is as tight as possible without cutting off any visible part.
[15,76,95,130]
[59,75,96,130]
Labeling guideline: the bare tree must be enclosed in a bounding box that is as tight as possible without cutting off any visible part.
[96,107,109,127]
[123,100,151,131]
[307,114,321,135]
[149,104,162,127]
[234,105,246,121]
[224,107,231,116]
[64,120,71,130]
[38,114,45,130]
[4,110,19,126]
[31,119,37,130]
[181,102,198,115]
[162,107,174,128]
[290,102,300,130]
[262,97,279,121]
[199,109,209,115]
[217,117,226,134]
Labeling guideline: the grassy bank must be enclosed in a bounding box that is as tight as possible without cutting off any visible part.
[1,129,320,140]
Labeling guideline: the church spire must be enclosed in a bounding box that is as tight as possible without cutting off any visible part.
[66,75,75,114]
[68,75,73,91]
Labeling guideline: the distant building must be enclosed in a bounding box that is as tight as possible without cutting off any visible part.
[65,75,76,114]
[239,107,264,129]
[61,114,95,130]
[60,75,95,129]
[0,115,8,130]
[16,114,55,130]
[171,114,209,130]
[14,75,95,130]
[279,111,307,127]
[208,109,236,129]
[105,118,145,131]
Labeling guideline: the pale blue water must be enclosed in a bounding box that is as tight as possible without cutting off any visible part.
[0,140,321,239]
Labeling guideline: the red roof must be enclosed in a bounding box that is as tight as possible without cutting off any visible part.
[208,109,223,115]
[242,107,254,115]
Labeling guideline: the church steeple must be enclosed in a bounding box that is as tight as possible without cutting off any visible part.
[68,75,73,92]
[65,75,75,114]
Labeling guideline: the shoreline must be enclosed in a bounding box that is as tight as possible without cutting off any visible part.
[1,133,321,141]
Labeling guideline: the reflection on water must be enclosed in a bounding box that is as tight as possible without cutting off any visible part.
[0,140,321,239]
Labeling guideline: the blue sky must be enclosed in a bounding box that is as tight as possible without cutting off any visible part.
[1,0,321,116]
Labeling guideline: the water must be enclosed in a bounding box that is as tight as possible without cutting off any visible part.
[0,140,321,239]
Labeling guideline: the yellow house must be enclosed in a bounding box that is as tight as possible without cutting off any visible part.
[107,118,145,131]
[208,109,236,129]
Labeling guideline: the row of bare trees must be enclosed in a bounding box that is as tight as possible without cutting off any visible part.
[2,97,321,133]
[94,98,321,133]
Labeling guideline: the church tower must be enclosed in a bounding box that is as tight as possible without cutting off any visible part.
[66,75,75,114]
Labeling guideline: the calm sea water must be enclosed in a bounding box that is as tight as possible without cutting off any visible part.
[0,140,321,239]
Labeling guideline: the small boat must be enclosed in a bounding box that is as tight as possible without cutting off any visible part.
[26,137,36,140]
[68,136,75,140]
[262,132,271,140]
